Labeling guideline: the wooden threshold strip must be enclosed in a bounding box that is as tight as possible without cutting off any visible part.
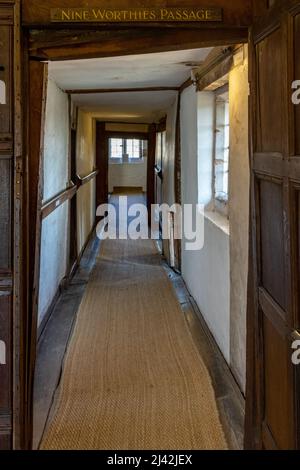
[41,169,98,220]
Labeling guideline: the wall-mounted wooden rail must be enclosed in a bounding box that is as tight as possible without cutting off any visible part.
[76,169,99,187]
[41,169,99,220]
[66,86,179,94]
[41,184,77,220]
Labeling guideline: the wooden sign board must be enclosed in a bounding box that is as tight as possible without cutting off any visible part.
[50,7,223,23]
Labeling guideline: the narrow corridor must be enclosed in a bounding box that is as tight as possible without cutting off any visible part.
[39,193,227,450]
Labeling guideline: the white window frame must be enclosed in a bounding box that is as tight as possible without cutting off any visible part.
[108,137,147,163]
[213,85,230,216]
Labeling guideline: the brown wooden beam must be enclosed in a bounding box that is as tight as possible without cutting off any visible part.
[179,77,193,94]
[22,0,253,27]
[96,122,109,211]
[67,86,179,94]
[106,130,149,140]
[41,185,77,220]
[27,59,48,450]
[147,123,156,226]
[76,169,99,187]
[28,27,249,61]
[196,47,234,91]
[41,169,99,221]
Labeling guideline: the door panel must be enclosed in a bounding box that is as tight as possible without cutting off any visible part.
[263,313,293,449]
[0,294,12,450]
[0,26,12,137]
[257,28,284,153]
[259,178,286,309]
[294,14,300,155]
[0,158,12,270]
[247,0,300,450]
[0,2,16,450]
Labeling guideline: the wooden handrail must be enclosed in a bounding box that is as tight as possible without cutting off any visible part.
[41,184,77,220]
[41,169,99,220]
[76,169,99,187]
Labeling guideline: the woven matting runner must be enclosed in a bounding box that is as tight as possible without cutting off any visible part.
[41,237,227,450]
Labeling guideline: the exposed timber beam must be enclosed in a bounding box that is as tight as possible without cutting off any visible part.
[67,86,179,94]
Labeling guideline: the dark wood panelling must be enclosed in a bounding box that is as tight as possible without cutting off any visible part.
[0,26,12,137]
[294,13,300,155]
[0,295,12,410]
[256,28,283,153]
[0,157,12,271]
[22,0,253,27]
[0,293,12,450]
[263,314,293,449]
[259,178,286,309]
[297,189,300,327]
[246,1,300,450]
[27,60,48,449]
[0,1,20,450]
[28,27,248,62]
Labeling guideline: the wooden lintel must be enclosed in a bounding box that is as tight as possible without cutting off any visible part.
[67,86,179,94]
[22,1,253,27]
[28,27,249,61]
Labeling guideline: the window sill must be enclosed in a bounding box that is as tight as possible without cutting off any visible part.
[204,210,230,236]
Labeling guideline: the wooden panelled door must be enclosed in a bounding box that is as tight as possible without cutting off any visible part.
[0,0,23,450]
[247,1,300,449]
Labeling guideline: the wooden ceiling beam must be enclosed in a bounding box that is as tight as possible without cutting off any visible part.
[22,0,253,27]
[67,86,179,94]
[28,27,249,61]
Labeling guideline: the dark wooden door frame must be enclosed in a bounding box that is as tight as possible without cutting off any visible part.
[10,1,257,450]
[244,0,300,450]
[95,122,109,212]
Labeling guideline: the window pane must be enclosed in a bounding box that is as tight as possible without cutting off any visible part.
[109,138,123,159]
[142,140,148,158]
[126,139,141,159]
[214,95,229,202]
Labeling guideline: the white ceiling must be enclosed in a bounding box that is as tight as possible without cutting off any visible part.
[49,48,212,90]
[48,47,213,121]
[75,90,178,123]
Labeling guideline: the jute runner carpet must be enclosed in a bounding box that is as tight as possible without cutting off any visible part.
[40,237,227,450]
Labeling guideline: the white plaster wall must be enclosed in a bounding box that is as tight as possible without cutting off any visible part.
[43,79,69,202]
[39,204,69,326]
[38,79,69,326]
[181,86,230,363]
[108,160,147,192]
[76,111,96,254]
[180,54,250,387]
[228,47,250,392]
